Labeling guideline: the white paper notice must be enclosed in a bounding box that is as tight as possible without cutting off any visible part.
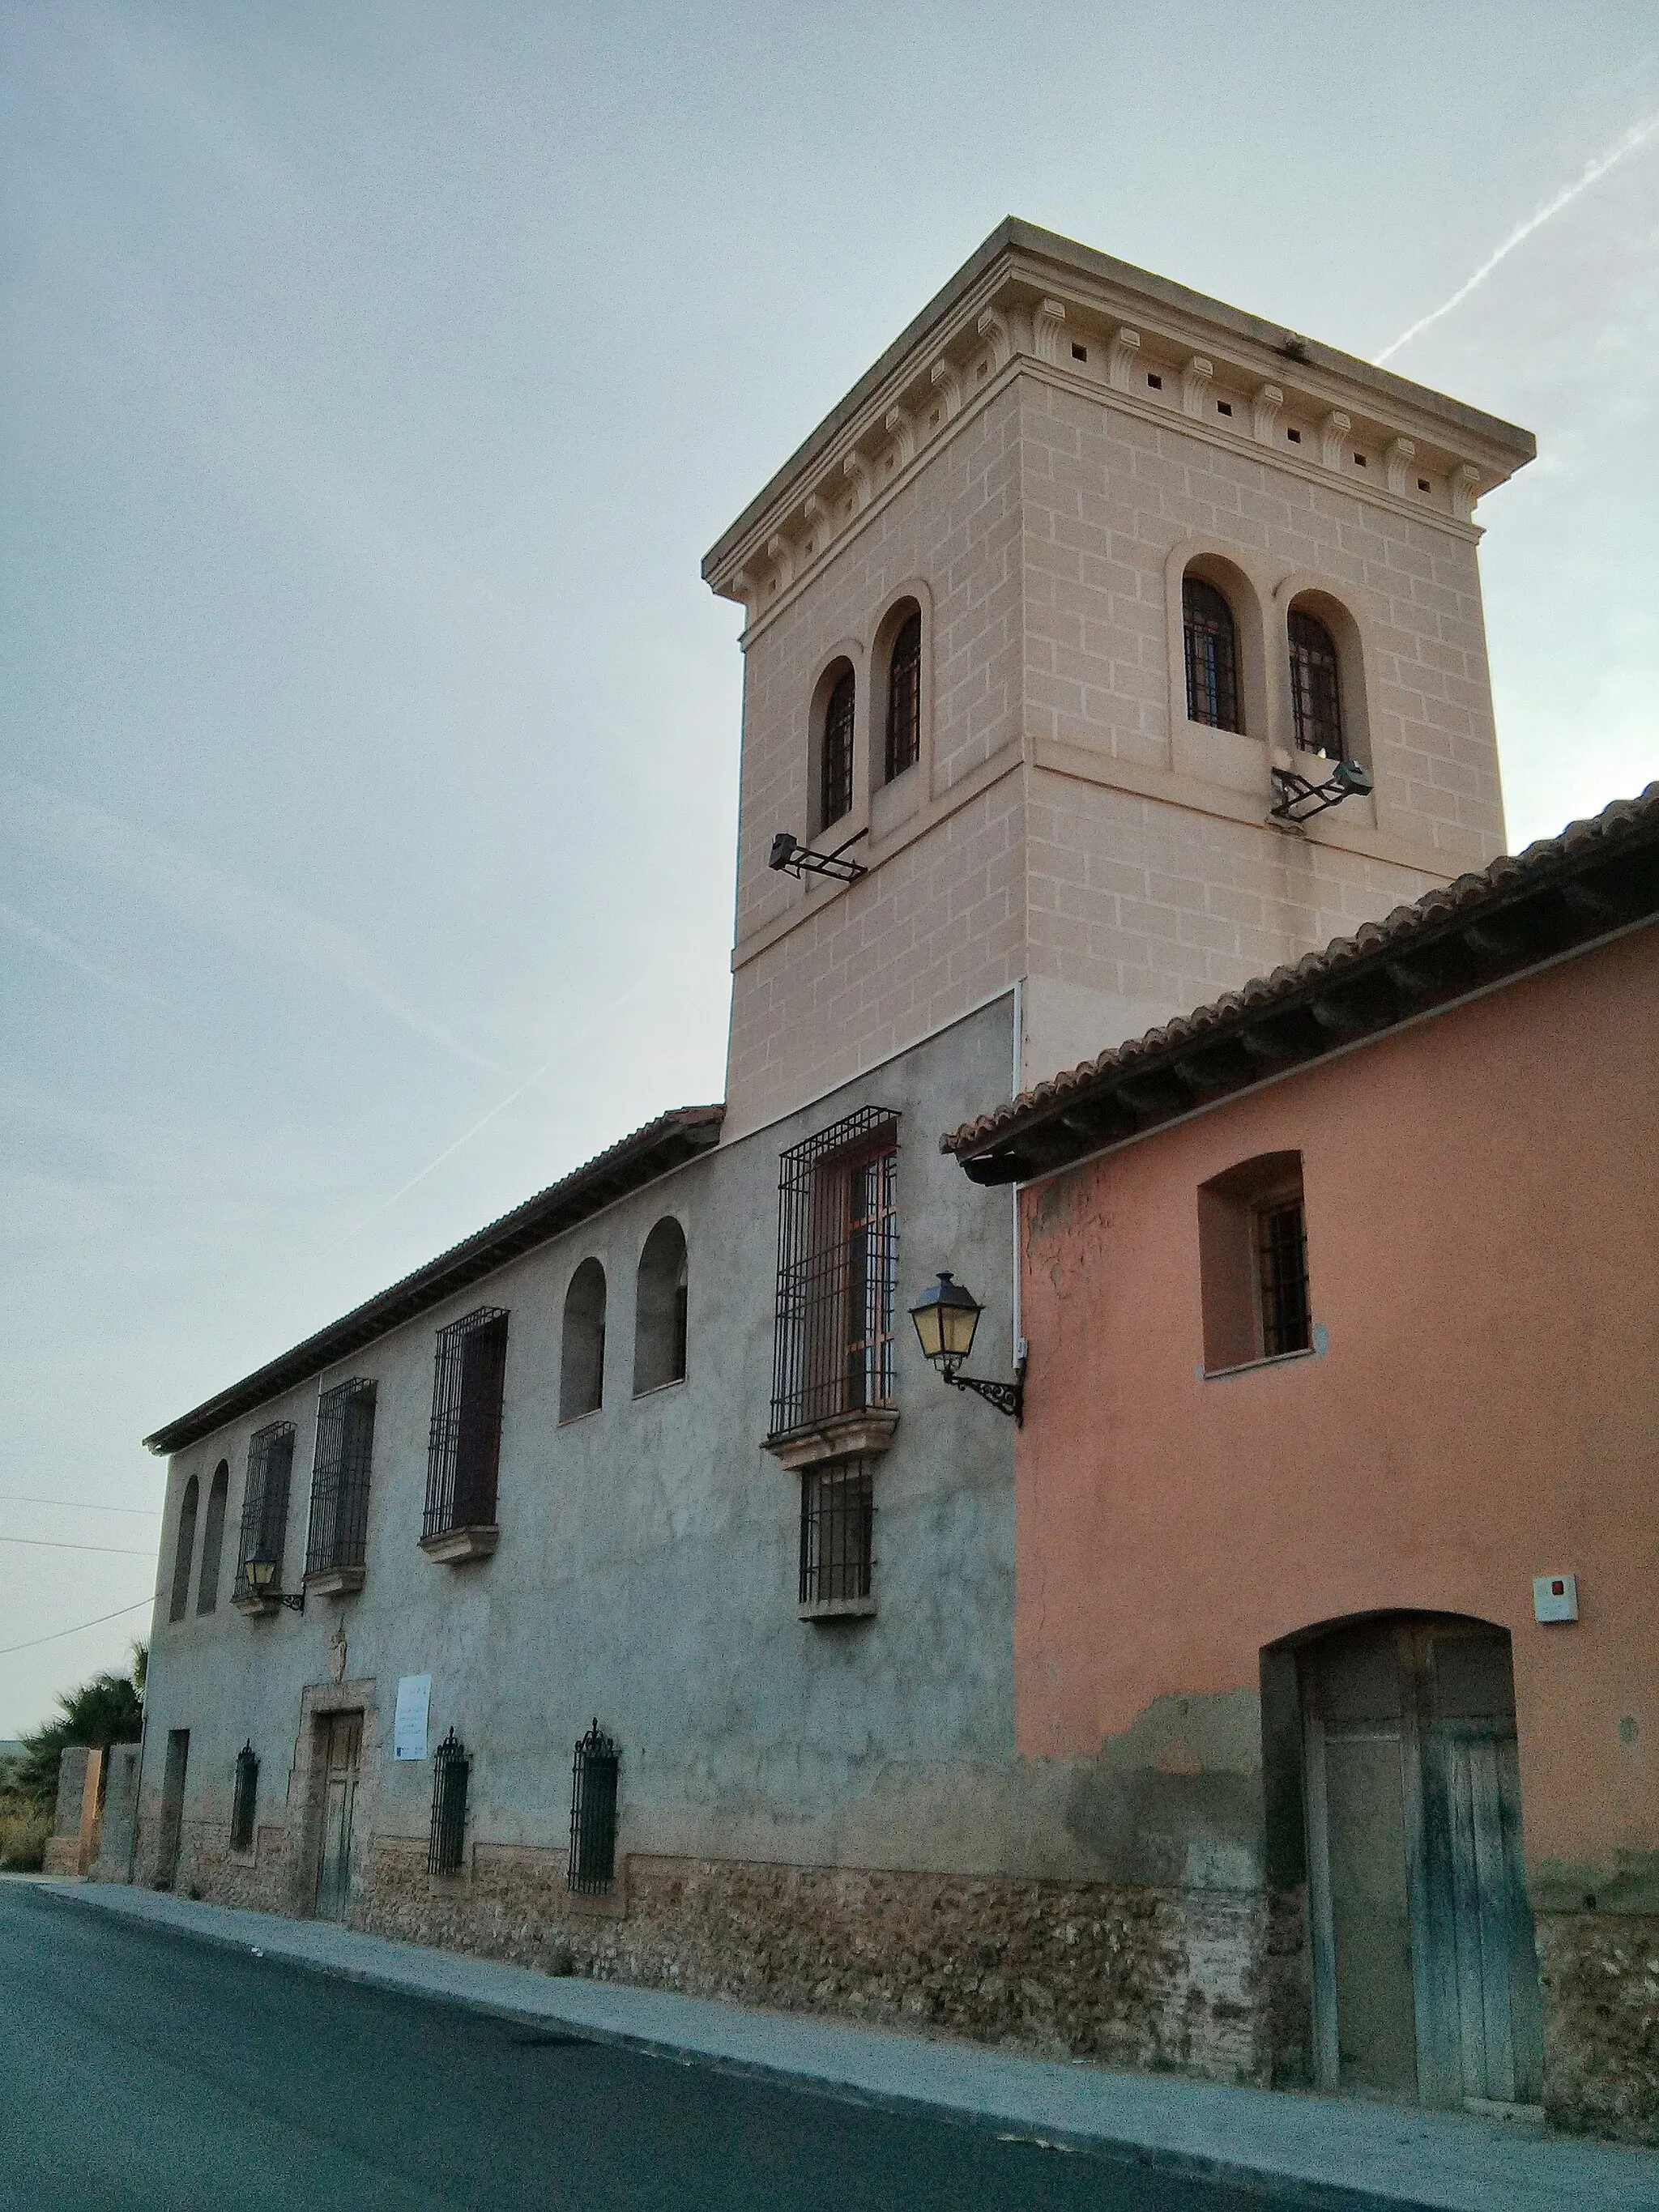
[393,1674,431,1762]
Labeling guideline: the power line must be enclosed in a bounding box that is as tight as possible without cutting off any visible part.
[0,1494,160,1516]
[0,1536,154,1557]
[0,1592,158,1658]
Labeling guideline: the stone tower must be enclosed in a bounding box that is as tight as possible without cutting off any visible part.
[703,219,1533,1140]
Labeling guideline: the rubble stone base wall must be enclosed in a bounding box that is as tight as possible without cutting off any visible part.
[1537,1912,1659,2146]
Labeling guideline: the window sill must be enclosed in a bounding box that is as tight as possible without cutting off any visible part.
[557,1405,603,1429]
[799,1595,877,1623]
[419,1524,500,1565]
[764,1407,899,1469]
[303,1565,365,1597]
[631,1376,686,1401]
[1201,1345,1318,1382]
[232,1592,284,1619]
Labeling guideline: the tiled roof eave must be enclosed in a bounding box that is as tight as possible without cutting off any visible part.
[143,1104,724,1456]
[944,785,1659,1186]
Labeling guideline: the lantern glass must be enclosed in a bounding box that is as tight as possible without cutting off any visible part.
[908,1271,983,1375]
[244,1555,275,1593]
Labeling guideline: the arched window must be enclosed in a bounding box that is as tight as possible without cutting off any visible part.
[883,608,922,782]
[168,1475,199,1623]
[560,1259,607,1422]
[1289,608,1344,757]
[633,1218,689,1395]
[195,1461,228,1614]
[1183,577,1242,733]
[819,666,855,830]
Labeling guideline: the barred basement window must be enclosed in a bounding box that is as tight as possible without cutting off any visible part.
[231,1741,259,1852]
[427,1728,470,1876]
[232,1422,296,1601]
[569,1720,620,1894]
[770,1107,898,1438]
[306,1379,377,1580]
[424,1308,509,1539]
[799,1459,874,1613]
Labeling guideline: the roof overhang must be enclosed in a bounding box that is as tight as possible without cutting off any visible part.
[943,787,1659,1188]
[143,1104,724,1457]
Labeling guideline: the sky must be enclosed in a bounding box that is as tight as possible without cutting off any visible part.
[2,2,1656,1734]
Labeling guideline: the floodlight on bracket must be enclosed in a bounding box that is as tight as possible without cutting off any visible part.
[768,828,870,884]
[1269,752,1372,825]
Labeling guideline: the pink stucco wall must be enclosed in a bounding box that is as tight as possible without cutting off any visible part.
[1016,923,1658,1888]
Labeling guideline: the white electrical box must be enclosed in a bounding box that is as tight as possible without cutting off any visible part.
[1533,1574,1579,1624]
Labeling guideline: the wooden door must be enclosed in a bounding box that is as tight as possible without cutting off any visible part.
[156,1728,190,1890]
[1303,1618,1542,2112]
[314,1711,362,1921]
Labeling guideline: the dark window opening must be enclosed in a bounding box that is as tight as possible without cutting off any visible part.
[883,609,922,784]
[1147,373,1163,390]
[234,1422,296,1600]
[1418,477,1431,492]
[633,1219,689,1395]
[1354,453,1367,467]
[1257,1200,1311,1357]
[195,1462,228,1615]
[1289,608,1344,757]
[569,1721,620,1894]
[820,667,855,829]
[427,1729,470,1876]
[306,1379,377,1578]
[1286,426,1302,443]
[561,1259,607,1421]
[800,1460,874,1609]
[1071,342,1088,361]
[1183,576,1243,733]
[770,1107,898,1438]
[168,1476,199,1623]
[1197,1152,1312,1373]
[231,1742,258,1852]
[425,1309,509,1539]
[1217,399,1234,416]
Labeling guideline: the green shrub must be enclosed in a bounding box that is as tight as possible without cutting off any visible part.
[0,1810,49,1873]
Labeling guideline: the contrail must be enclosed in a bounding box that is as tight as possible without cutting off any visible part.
[1377,109,1659,363]
[318,977,653,1259]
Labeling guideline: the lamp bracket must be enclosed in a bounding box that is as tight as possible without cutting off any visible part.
[1269,763,1367,825]
[947,1356,1026,1426]
[768,828,869,884]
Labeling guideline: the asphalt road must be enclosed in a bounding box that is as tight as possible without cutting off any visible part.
[0,1885,1304,2212]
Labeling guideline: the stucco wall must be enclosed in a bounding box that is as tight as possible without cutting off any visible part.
[137,1002,1032,1894]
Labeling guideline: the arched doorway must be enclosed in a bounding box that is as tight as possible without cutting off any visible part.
[1298,1613,1543,2109]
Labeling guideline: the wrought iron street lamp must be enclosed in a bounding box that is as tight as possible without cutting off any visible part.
[908,1272,1026,1424]
[242,1554,304,1612]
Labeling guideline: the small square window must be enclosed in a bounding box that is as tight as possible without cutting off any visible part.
[1286,427,1303,444]
[1147,373,1163,390]
[1071,343,1088,362]
[1354,453,1367,467]
[1197,1152,1312,1373]
[1216,400,1233,417]
[1418,477,1431,492]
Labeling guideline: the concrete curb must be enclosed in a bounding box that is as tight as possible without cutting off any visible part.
[28,1881,1659,2212]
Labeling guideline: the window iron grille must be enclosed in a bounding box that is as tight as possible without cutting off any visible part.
[230,1741,259,1852]
[427,1728,470,1876]
[800,1460,874,1607]
[306,1379,377,1577]
[233,1421,296,1600]
[424,1308,509,1540]
[884,611,922,782]
[770,1107,898,1438]
[1183,578,1242,733]
[569,1720,620,1894]
[1257,1199,1311,1357]
[820,667,855,829]
[1288,609,1343,757]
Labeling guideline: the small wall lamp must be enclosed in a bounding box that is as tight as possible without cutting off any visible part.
[243,1555,304,1613]
[1269,752,1372,825]
[908,1272,1026,1424]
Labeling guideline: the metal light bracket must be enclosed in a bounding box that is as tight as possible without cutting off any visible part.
[768,828,870,884]
[939,1347,1026,1426]
[1269,758,1372,825]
